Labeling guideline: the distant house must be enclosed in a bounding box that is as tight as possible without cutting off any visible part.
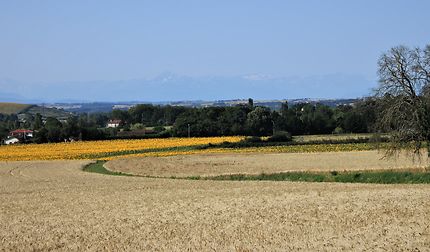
[4,137,20,145]
[9,129,33,138]
[107,119,122,128]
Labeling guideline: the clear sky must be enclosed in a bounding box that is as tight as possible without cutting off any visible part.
[0,0,429,102]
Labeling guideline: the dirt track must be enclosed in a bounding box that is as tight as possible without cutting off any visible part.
[105,150,430,177]
[1,160,430,251]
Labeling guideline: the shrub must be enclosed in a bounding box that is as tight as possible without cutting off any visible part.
[130,123,145,131]
[245,136,263,143]
[268,131,292,142]
[153,126,166,133]
[333,127,344,134]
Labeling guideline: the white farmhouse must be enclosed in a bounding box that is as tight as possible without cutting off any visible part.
[107,119,122,128]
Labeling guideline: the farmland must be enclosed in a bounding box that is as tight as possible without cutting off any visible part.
[1,137,430,250]
[0,102,33,114]
[0,136,389,161]
[1,160,429,250]
[105,151,429,178]
[292,133,384,143]
[0,136,244,161]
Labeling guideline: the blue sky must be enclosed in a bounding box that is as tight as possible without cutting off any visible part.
[0,0,429,102]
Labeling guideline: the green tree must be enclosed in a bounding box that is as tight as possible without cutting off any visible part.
[248,98,254,109]
[33,113,43,130]
[44,117,63,142]
[111,110,130,125]
[129,104,154,125]
[34,128,48,143]
[0,124,9,141]
[343,111,367,133]
[246,107,272,136]
[280,101,289,117]
[172,110,199,137]
[62,116,80,139]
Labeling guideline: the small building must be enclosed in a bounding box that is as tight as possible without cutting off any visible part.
[9,129,33,138]
[4,137,20,145]
[107,119,122,128]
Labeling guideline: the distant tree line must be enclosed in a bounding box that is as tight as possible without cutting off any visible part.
[0,97,384,144]
[0,112,111,143]
[171,99,378,137]
[104,99,379,137]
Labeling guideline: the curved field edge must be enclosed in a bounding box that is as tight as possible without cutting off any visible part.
[85,161,430,184]
[83,160,165,178]
[83,160,133,176]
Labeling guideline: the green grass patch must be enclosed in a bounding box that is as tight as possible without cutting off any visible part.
[205,172,326,182]
[333,170,430,184]
[83,160,132,176]
[200,170,430,184]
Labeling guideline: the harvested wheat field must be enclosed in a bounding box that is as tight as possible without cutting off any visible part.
[1,160,430,251]
[105,150,430,177]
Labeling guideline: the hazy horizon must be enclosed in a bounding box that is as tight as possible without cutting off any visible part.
[0,72,373,103]
[1,1,429,102]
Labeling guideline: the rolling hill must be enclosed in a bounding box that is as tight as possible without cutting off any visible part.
[0,103,72,119]
[25,106,71,118]
[0,103,34,115]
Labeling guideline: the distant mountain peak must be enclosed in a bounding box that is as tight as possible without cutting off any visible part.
[0,73,374,102]
[242,74,274,81]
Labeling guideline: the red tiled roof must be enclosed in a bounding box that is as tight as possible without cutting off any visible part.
[10,129,33,134]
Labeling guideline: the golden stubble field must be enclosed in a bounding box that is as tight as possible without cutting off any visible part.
[105,150,430,177]
[1,159,430,251]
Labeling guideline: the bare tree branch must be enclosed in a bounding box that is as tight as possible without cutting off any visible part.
[376,44,430,157]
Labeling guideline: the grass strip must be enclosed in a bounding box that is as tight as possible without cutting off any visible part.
[83,160,132,176]
[332,170,430,184]
[189,170,430,184]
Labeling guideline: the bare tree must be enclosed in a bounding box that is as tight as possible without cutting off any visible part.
[376,44,430,156]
